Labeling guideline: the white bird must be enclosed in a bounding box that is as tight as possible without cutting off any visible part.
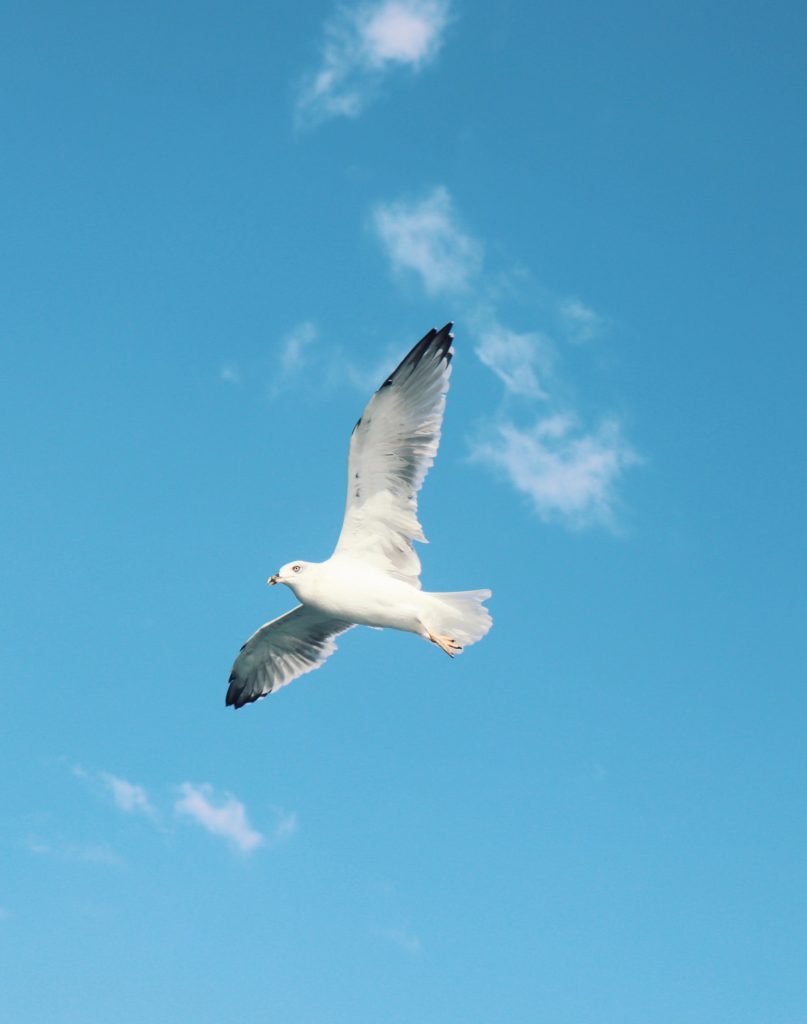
[226,323,492,708]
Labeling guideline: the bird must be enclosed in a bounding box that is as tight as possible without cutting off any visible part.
[226,322,492,708]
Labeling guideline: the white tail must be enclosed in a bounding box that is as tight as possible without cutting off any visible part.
[426,589,493,649]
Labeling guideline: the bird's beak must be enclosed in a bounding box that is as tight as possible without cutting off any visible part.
[267,575,279,586]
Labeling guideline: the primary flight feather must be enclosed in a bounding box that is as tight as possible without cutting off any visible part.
[226,323,492,708]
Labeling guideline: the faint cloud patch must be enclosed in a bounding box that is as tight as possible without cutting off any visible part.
[375,925,422,955]
[559,298,604,343]
[469,414,639,529]
[268,807,299,846]
[175,783,264,854]
[280,320,318,376]
[372,186,482,294]
[25,838,122,866]
[220,363,241,384]
[271,321,318,396]
[472,314,554,399]
[101,773,157,820]
[72,764,157,822]
[297,0,450,127]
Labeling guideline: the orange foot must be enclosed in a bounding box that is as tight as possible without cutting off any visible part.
[428,632,463,658]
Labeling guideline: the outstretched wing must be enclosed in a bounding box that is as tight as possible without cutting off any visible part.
[332,323,454,585]
[226,605,354,708]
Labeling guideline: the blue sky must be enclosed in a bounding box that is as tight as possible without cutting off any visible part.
[2,0,806,1020]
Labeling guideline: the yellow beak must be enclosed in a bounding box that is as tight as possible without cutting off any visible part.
[267,575,279,586]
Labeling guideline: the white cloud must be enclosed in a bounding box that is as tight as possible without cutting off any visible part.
[559,298,603,343]
[174,783,264,854]
[101,773,156,819]
[297,0,450,126]
[371,184,641,528]
[72,764,157,821]
[280,320,317,376]
[372,186,482,294]
[473,317,554,398]
[470,414,639,530]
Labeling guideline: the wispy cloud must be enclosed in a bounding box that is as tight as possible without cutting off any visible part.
[371,184,639,530]
[470,415,639,529]
[280,320,317,376]
[372,186,482,294]
[558,298,604,343]
[72,765,157,821]
[174,783,264,854]
[25,838,122,865]
[220,363,241,384]
[297,0,450,127]
[101,773,157,819]
[267,808,299,845]
[375,925,422,955]
[472,315,554,399]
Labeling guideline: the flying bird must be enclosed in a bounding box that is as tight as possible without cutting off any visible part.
[226,323,492,707]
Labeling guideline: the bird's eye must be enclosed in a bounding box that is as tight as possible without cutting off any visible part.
[292,564,301,573]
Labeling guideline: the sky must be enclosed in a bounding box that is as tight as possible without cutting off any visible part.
[1,0,806,1021]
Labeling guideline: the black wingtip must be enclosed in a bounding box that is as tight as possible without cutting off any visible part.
[379,321,454,391]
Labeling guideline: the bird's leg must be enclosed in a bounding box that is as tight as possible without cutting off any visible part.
[427,632,462,658]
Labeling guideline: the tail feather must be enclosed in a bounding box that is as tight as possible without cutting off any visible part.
[427,589,492,648]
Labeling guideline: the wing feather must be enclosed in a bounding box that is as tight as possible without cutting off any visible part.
[226,605,354,707]
[332,323,453,584]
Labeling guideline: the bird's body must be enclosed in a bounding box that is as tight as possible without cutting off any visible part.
[285,557,426,633]
[226,322,492,707]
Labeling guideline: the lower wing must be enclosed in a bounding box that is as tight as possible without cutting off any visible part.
[226,605,355,707]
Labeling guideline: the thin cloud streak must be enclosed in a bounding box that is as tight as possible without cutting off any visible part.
[175,783,264,854]
[297,0,450,127]
[25,838,122,865]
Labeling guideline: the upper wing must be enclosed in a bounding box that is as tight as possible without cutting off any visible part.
[332,323,454,585]
[226,605,354,708]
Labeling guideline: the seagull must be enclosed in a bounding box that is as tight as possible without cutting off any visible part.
[226,323,492,708]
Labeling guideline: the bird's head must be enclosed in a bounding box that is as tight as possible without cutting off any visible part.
[268,561,311,588]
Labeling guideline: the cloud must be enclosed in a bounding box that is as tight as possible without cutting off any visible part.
[268,808,299,845]
[174,783,264,854]
[297,0,450,126]
[280,320,317,376]
[469,414,639,529]
[220,363,241,384]
[375,925,422,954]
[372,186,482,294]
[371,184,640,529]
[558,298,603,343]
[72,764,157,821]
[473,316,554,398]
[25,838,122,865]
[100,773,157,819]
